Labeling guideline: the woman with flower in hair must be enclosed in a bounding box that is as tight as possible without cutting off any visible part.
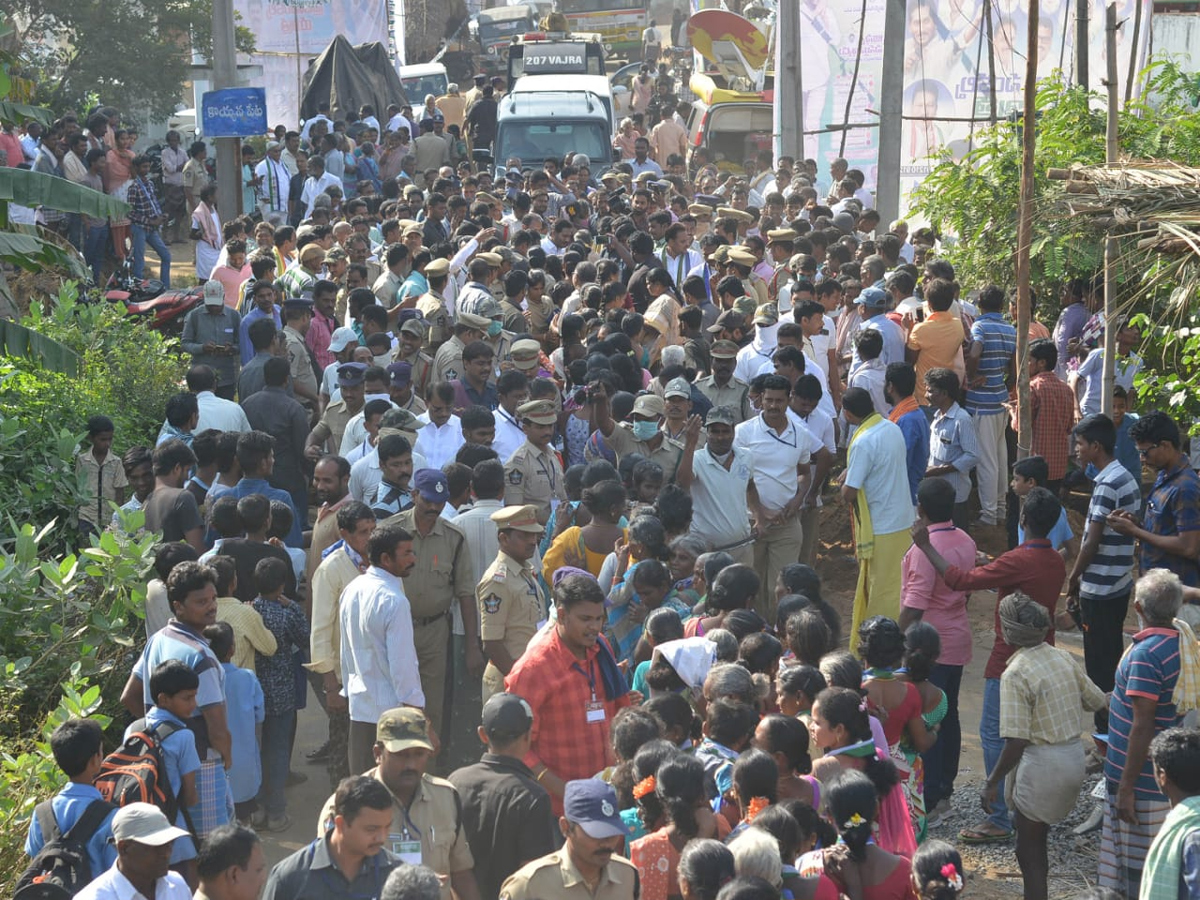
[910,840,965,899]
[809,686,916,857]
[799,769,917,899]
[620,739,681,847]
[631,754,731,900]
[727,748,779,836]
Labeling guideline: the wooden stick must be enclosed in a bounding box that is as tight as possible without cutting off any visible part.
[1015,0,1038,463]
[1102,3,1119,417]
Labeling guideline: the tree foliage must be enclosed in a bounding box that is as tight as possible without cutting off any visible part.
[3,1,255,122]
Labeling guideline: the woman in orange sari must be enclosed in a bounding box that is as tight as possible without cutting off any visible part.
[542,479,627,583]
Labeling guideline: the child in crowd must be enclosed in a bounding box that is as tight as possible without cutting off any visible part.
[129,660,201,880]
[25,718,117,881]
[251,557,309,832]
[1010,455,1075,555]
[111,445,154,531]
[268,500,305,583]
[1140,728,1200,900]
[204,621,264,825]
[75,415,127,540]
[631,607,685,696]
[776,663,827,725]
[210,555,277,673]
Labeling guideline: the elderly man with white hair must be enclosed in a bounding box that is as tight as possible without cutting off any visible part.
[981,591,1106,900]
[1099,568,1197,896]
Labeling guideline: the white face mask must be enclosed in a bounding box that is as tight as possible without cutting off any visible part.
[373,353,391,368]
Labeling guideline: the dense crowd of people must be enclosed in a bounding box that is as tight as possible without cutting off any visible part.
[10,93,1200,900]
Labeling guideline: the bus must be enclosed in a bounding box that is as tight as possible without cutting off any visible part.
[557,0,647,58]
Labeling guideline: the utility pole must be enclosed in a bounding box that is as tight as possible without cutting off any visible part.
[1075,0,1088,89]
[875,0,905,227]
[774,0,802,164]
[212,0,241,218]
[1101,2,1119,416]
[1014,0,1039,461]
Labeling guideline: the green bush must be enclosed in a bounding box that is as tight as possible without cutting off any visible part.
[1,282,187,552]
[0,522,155,893]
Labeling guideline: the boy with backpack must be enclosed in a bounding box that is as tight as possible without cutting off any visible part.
[203,621,264,825]
[121,660,201,880]
[21,718,117,896]
[250,557,309,832]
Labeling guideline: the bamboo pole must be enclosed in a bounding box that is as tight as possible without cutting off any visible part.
[1014,0,1039,461]
[1102,3,1119,417]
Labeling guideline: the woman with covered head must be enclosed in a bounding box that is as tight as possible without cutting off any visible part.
[983,591,1106,900]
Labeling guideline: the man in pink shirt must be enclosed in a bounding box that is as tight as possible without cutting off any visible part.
[900,476,976,823]
[209,239,251,307]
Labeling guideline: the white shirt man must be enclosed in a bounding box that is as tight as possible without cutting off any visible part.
[157,391,250,440]
[734,411,820,517]
[412,413,466,470]
[300,113,333,142]
[348,445,429,502]
[676,409,753,555]
[301,169,340,218]
[387,111,414,136]
[255,151,291,221]
[75,805,193,900]
[339,562,424,734]
[492,406,525,463]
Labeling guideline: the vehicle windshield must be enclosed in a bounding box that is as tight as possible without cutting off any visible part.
[401,75,448,101]
[496,120,610,168]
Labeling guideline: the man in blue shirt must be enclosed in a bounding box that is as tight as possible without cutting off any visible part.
[25,719,118,883]
[884,362,929,507]
[239,281,282,365]
[208,431,303,548]
[925,367,979,533]
[964,286,1016,526]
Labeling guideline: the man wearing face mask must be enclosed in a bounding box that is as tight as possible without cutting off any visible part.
[594,387,686,482]
[499,780,637,900]
[384,469,479,746]
[315,710,479,900]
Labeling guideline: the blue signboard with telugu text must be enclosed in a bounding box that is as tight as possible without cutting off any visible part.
[200,88,268,138]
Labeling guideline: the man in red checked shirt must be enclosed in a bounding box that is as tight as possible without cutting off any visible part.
[505,573,636,814]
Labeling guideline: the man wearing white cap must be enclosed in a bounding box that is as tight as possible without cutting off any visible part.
[181,283,242,400]
[75,803,191,900]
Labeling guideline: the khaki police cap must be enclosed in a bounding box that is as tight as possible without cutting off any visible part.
[727,247,757,267]
[510,339,541,369]
[477,251,504,267]
[424,258,450,277]
[517,399,557,425]
[490,504,544,533]
[710,339,739,358]
[767,228,798,244]
[457,310,492,330]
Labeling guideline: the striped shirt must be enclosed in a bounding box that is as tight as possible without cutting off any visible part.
[1080,460,1140,599]
[964,313,1016,415]
[1105,627,1181,799]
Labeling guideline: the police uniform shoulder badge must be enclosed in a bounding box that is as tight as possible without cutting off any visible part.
[508,468,523,485]
[483,593,503,614]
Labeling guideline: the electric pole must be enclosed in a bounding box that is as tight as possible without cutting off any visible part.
[213,0,241,217]
[875,0,905,227]
[775,0,802,164]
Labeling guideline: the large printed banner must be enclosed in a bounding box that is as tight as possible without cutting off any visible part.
[234,0,389,127]
[794,0,1153,211]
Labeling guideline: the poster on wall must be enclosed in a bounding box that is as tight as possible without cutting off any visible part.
[770,0,1153,212]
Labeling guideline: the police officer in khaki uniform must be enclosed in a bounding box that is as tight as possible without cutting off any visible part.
[509,339,543,378]
[431,311,489,384]
[727,246,769,309]
[464,293,514,383]
[594,390,687,480]
[282,297,321,413]
[478,505,547,705]
[766,228,797,303]
[696,340,753,423]
[416,258,453,354]
[383,469,477,742]
[499,780,637,900]
[306,362,367,458]
[316,708,479,900]
[504,400,567,524]
[395,311,434,396]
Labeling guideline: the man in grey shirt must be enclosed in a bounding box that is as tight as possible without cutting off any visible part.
[182,281,241,399]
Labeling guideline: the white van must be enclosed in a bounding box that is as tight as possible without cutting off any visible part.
[494,75,616,175]
[398,63,449,103]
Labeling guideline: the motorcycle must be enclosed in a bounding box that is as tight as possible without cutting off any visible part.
[102,259,204,335]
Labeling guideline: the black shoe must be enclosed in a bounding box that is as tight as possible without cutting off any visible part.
[286,770,308,787]
[306,741,331,764]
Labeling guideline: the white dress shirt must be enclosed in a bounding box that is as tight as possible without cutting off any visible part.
[75,863,192,900]
[349,445,428,501]
[339,565,425,722]
[733,413,819,514]
[413,415,465,470]
[492,408,525,463]
[301,171,340,218]
[734,340,777,386]
[255,157,291,214]
[196,391,252,433]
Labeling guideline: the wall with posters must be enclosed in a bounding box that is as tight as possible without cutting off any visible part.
[792,0,1152,212]
[233,0,390,128]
